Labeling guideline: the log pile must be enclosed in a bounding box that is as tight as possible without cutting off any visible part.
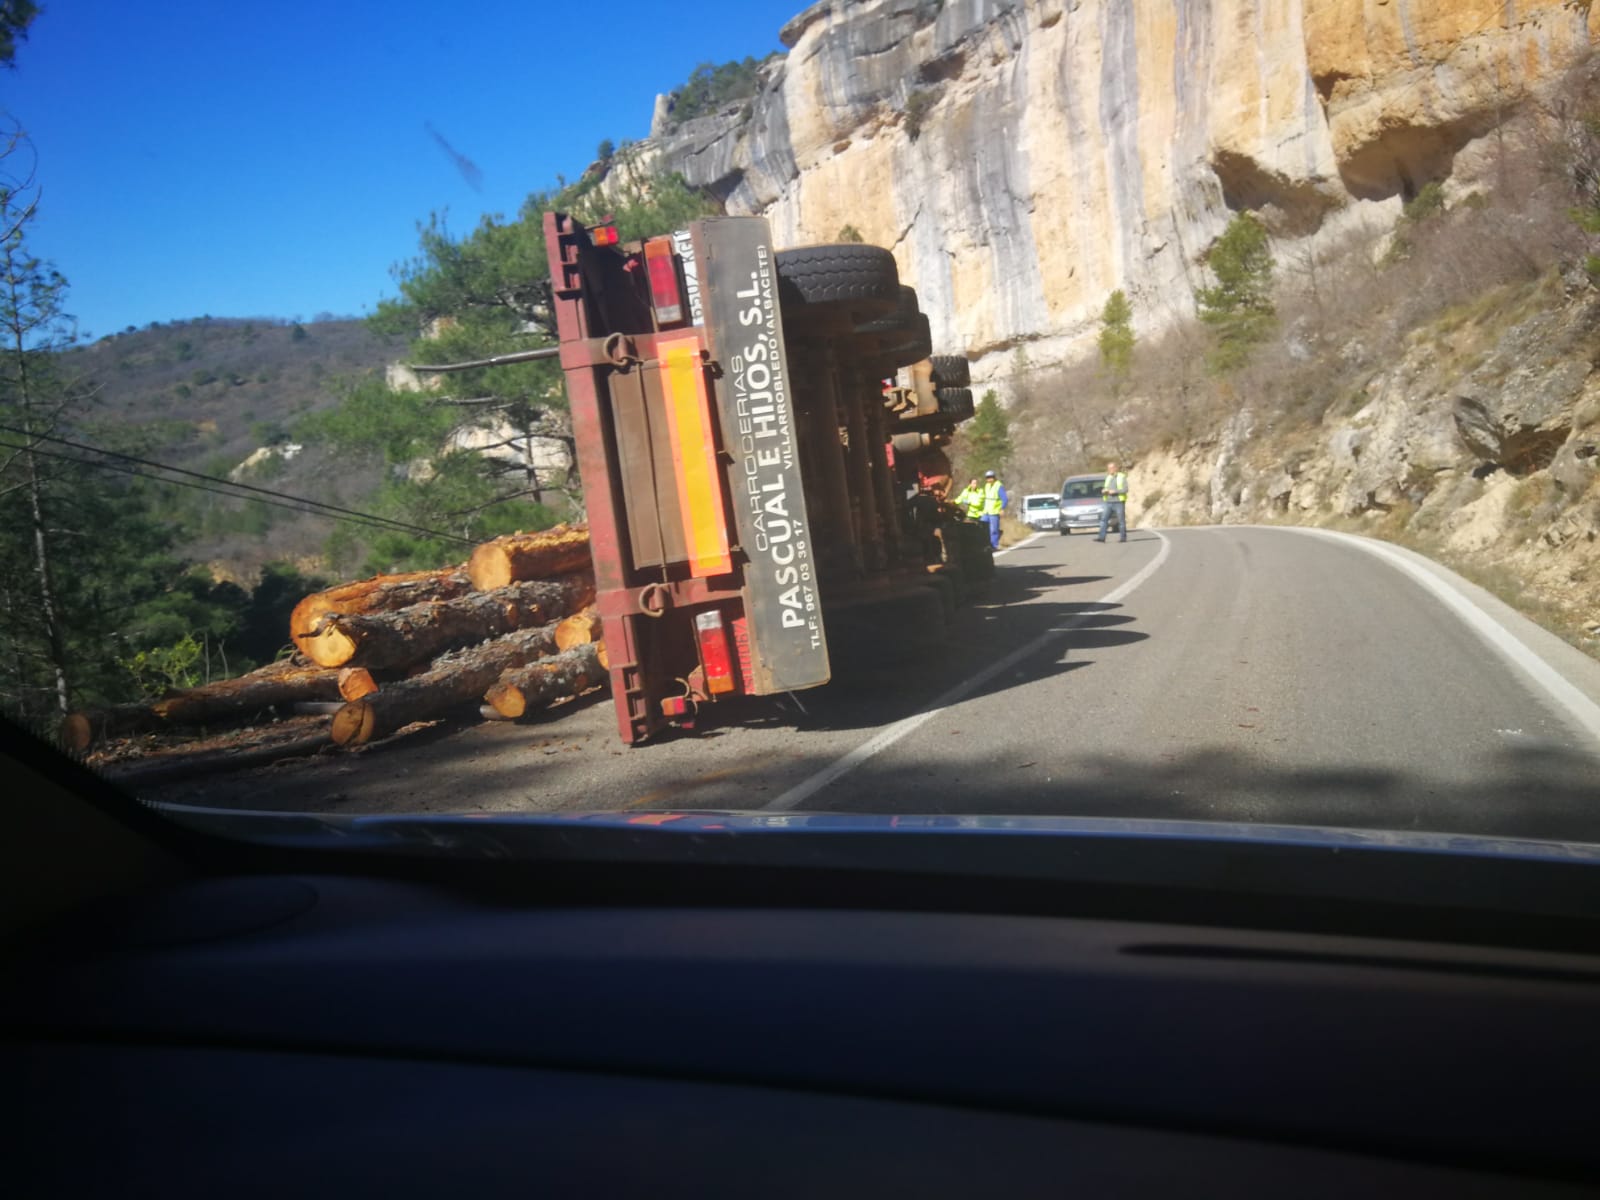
[68,523,608,768]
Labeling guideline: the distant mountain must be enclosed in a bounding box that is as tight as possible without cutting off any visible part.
[61,316,407,580]
[69,316,401,463]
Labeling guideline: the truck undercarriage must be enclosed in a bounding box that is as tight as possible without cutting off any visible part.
[543,212,990,744]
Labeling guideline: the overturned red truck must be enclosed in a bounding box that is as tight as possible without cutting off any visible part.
[543,212,989,744]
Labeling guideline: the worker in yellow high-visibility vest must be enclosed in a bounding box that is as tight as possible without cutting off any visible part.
[981,470,1008,549]
[954,478,984,522]
[1095,461,1129,544]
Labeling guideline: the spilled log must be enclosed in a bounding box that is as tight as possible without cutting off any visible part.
[336,667,383,702]
[467,525,591,591]
[553,608,603,652]
[330,623,564,746]
[61,657,341,751]
[289,567,472,643]
[483,642,608,720]
[300,575,594,671]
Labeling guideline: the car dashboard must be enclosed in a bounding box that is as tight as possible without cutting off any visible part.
[7,781,1600,1197]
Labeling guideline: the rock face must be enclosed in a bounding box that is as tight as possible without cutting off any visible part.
[1132,287,1600,633]
[619,0,1599,381]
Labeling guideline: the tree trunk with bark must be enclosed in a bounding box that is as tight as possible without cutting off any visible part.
[301,575,594,671]
[290,567,472,642]
[61,657,341,750]
[27,456,69,716]
[467,524,592,591]
[330,622,564,746]
[482,642,608,719]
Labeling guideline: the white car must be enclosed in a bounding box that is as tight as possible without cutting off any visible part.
[1020,493,1061,531]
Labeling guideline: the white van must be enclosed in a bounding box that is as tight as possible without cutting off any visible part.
[1020,493,1061,531]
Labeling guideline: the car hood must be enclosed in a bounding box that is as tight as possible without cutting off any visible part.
[150,803,1600,864]
[142,804,1600,925]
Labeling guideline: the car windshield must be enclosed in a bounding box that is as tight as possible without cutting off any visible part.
[6,0,1600,863]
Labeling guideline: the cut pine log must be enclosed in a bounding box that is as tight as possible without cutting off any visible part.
[300,575,595,671]
[330,622,565,746]
[289,567,472,643]
[60,702,155,752]
[337,667,383,702]
[483,642,608,720]
[101,730,330,788]
[467,524,592,592]
[553,607,602,652]
[61,657,341,751]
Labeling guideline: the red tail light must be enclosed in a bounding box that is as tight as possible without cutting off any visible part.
[644,237,684,325]
[591,224,620,246]
[694,609,737,696]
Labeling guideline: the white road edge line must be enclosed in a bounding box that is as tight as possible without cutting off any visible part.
[993,531,1043,557]
[1285,526,1600,745]
[762,530,1173,812]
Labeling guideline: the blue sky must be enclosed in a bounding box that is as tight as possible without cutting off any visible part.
[9,0,806,339]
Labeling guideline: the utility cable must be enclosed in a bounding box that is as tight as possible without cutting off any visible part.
[0,438,475,544]
[0,423,474,544]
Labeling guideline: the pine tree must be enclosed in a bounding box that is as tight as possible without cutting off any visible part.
[1098,289,1135,381]
[0,180,83,714]
[1194,213,1275,373]
[0,171,191,717]
[963,389,1013,480]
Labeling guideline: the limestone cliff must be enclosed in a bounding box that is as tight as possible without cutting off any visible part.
[614,0,1600,380]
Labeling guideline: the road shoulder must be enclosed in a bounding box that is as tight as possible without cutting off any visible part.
[1269,526,1600,742]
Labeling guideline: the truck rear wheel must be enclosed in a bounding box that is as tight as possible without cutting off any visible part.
[894,315,933,367]
[855,285,918,336]
[935,386,974,419]
[929,355,970,387]
[853,289,930,369]
[776,244,900,328]
[950,521,994,584]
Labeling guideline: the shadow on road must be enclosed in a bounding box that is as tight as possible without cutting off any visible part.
[743,561,1152,734]
[803,743,1600,844]
[149,728,1600,847]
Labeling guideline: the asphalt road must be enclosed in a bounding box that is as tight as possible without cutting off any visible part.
[153,526,1600,843]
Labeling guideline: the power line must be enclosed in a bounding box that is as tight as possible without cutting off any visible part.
[0,423,474,544]
[0,437,455,538]
[0,437,475,545]
[0,421,457,540]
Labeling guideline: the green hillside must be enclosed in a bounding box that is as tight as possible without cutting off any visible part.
[62,316,405,579]
[70,316,402,465]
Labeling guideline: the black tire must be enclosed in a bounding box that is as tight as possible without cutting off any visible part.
[929,354,970,387]
[935,385,973,419]
[949,520,993,584]
[1058,526,1069,536]
[888,314,932,368]
[776,243,899,325]
[855,285,918,336]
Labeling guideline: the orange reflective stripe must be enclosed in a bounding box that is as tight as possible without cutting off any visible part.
[658,332,733,577]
